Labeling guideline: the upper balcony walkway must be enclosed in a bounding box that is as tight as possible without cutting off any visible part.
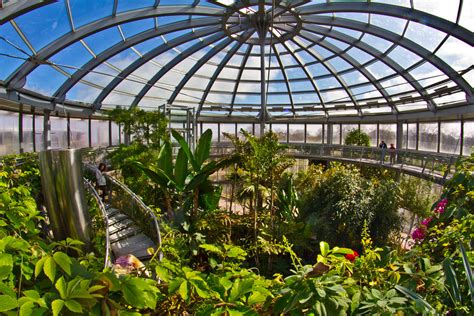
[210,143,462,185]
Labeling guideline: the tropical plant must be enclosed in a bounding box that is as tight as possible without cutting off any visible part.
[132,129,236,222]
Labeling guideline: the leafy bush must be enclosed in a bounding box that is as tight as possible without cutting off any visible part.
[344,128,371,147]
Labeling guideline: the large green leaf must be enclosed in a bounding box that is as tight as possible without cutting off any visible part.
[443,257,461,304]
[186,157,238,191]
[157,141,173,178]
[195,129,212,168]
[0,295,17,312]
[0,253,13,280]
[395,285,434,312]
[174,147,188,189]
[131,161,176,190]
[172,129,198,171]
[459,242,474,306]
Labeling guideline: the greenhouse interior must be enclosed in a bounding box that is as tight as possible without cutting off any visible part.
[0,0,472,314]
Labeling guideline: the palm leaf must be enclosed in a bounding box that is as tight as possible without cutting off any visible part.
[459,242,474,306]
[195,129,212,168]
[185,157,237,191]
[443,257,461,304]
[130,161,176,190]
[157,141,173,178]
[395,285,435,312]
[171,129,198,171]
[174,147,188,189]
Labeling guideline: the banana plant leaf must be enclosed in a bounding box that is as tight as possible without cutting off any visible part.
[195,129,212,167]
[171,129,198,172]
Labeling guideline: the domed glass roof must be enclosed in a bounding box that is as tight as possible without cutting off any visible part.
[0,0,472,121]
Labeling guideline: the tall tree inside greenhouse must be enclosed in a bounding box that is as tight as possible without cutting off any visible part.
[344,129,371,147]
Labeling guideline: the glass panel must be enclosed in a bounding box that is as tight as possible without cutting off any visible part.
[220,123,235,141]
[111,122,120,146]
[271,124,287,142]
[440,121,461,154]
[237,123,253,139]
[50,116,68,149]
[91,119,109,147]
[289,124,305,143]
[0,23,33,80]
[70,0,114,29]
[0,110,19,155]
[463,121,474,156]
[332,124,341,144]
[21,114,34,153]
[360,124,377,147]
[35,115,44,151]
[342,124,358,144]
[379,123,396,148]
[407,123,417,150]
[418,122,438,152]
[14,1,71,51]
[70,118,89,149]
[307,124,323,143]
[202,123,218,142]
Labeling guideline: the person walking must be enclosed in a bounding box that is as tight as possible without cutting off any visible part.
[379,140,387,164]
[389,143,396,164]
[95,162,108,202]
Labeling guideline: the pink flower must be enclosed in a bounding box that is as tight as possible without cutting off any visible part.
[412,227,425,240]
[434,198,448,213]
[421,217,433,226]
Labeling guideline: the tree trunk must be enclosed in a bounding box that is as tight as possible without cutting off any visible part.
[192,188,199,222]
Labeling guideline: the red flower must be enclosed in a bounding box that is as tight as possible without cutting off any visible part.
[345,251,359,262]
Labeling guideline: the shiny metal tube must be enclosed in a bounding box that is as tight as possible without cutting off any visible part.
[38,149,92,250]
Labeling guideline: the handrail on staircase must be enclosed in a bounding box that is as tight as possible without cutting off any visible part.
[82,178,112,269]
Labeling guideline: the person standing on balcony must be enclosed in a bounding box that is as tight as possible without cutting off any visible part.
[379,140,387,163]
[389,143,396,164]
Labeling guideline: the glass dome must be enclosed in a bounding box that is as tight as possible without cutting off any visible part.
[0,0,472,122]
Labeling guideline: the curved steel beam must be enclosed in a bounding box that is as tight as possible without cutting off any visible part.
[93,25,223,107]
[287,35,361,114]
[53,17,222,101]
[0,0,56,25]
[296,26,434,109]
[229,44,252,114]
[130,25,246,107]
[297,2,474,46]
[188,30,253,116]
[272,43,295,114]
[6,5,224,88]
[301,16,473,102]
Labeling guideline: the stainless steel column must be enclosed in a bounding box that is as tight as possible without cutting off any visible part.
[39,149,91,250]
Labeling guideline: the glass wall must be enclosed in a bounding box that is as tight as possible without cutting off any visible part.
[271,124,287,142]
[220,123,235,142]
[34,115,44,151]
[440,121,461,154]
[237,123,253,139]
[22,114,34,153]
[91,119,109,147]
[202,123,218,142]
[360,124,377,147]
[0,110,19,156]
[50,116,68,149]
[307,124,323,143]
[70,118,89,148]
[418,122,438,152]
[379,123,396,148]
[332,124,341,144]
[342,124,358,145]
[407,123,417,149]
[289,124,305,143]
[111,122,120,146]
[463,121,473,156]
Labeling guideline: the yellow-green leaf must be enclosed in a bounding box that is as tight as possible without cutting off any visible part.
[0,295,17,312]
[53,252,72,276]
[65,299,82,313]
[44,257,56,283]
[51,299,64,316]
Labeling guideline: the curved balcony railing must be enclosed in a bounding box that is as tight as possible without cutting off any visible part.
[104,173,162,253]
[82,178,111,269]
[208,142,460,184]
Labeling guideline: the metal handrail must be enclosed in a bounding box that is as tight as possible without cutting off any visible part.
[104,173,162,251]
[83,163,162,252]
[83,178,111,269]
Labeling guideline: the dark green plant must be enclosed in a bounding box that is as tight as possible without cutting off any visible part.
[344,128,371,147]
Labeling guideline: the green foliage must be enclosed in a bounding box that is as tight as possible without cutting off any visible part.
[344,128,371,147]
[108,107,168,146]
